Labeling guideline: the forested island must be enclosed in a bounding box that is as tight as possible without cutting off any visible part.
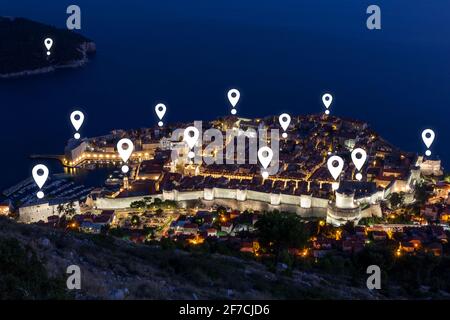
[0,17,95,78]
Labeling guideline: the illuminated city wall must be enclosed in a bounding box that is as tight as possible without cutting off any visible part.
[201,198,327,217]
[95,186,381,214]
[95,195,163,209]
[95,187,330,210]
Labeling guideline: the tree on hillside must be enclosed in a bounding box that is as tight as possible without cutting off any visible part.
[388,192,404,208]
[143,197,152,209]
[56,202,76,228]
[414,183,432,205]
[130,200,146,209]
[217,206,227,216]
[65,201,76,219]
[255,211,309,258]
[131,215,140,226]
[130,197,153,210]
[354,243,395,275]
[161,200,177,210]
[56,204,64,215]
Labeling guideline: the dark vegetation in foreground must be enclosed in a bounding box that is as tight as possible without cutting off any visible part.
[1,214,449,299]
[0,238,69,299]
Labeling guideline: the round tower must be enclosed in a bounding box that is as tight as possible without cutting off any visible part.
[327,187,361,226]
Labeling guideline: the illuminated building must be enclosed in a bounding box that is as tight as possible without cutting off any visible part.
[18,199,81,223]
[0,200,10,216]
[416,156,443,176]
[65,140,88,163]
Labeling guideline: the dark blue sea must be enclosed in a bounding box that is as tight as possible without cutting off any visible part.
[1,0,449,190]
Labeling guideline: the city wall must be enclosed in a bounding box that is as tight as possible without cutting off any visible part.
[94,187,330,214]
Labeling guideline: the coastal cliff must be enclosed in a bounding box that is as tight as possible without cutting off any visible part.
[0,17,96,78]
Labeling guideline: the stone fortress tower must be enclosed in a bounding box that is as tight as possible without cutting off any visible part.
[327,186,362,226]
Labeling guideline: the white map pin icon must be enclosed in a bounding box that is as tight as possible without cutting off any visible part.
[44,38,53,50]
[422,129,435,149]
[32,164,49,199]
[279,113,291,131]
[228,89,240,114]
[351,148,367,171]
[44,38,53,56]
[327,155,344,180]
[117,139,134,173]
[322,93,333,114]
[258,147,273,179]
[155,103,166,127]
[70,111,84,139]
[258,147,273,168]
[184,126,200,158]
[117,138,134,162]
